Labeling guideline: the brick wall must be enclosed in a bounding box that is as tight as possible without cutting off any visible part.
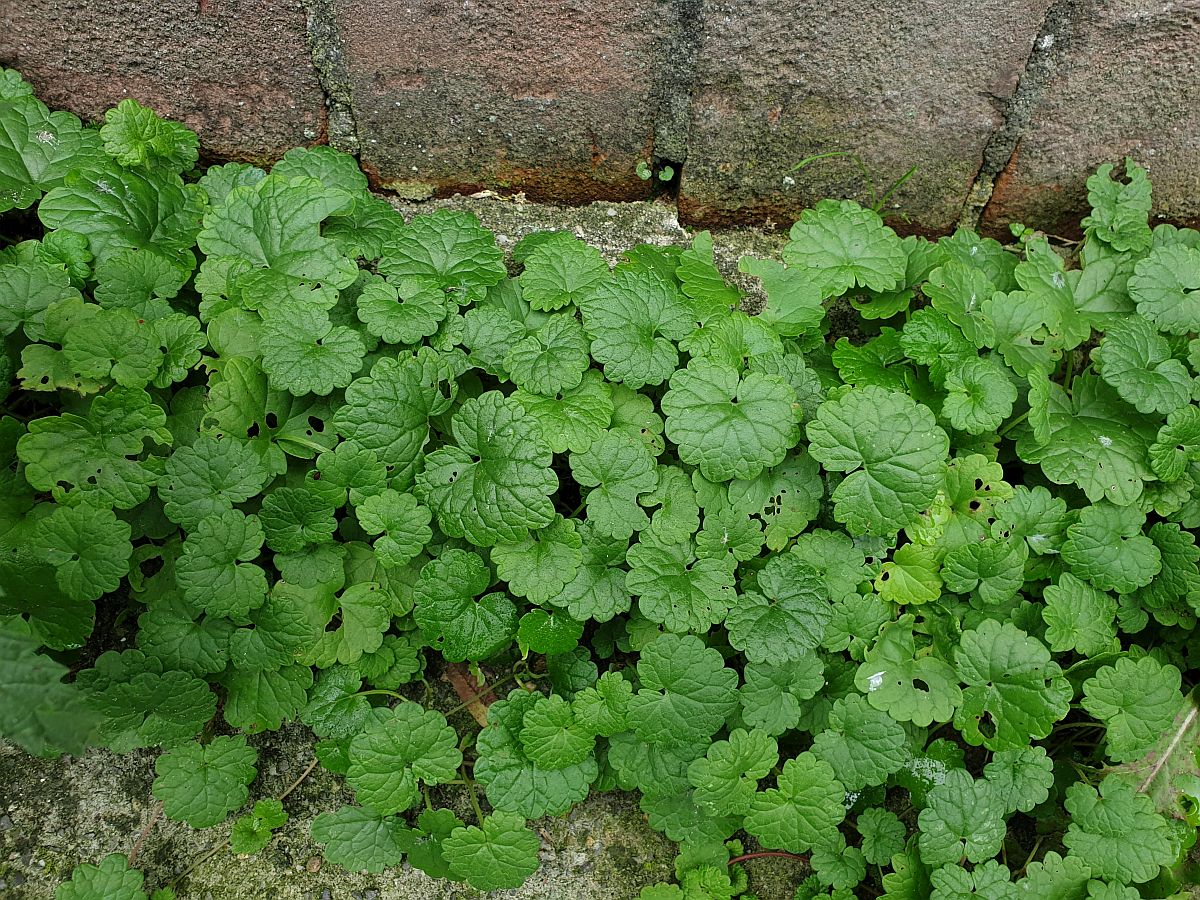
[3,0,1197,235]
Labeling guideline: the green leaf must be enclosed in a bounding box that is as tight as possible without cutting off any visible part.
[917,770,1006,867]
[806,386,949,537]
[443,811,541,891]
[832,329,910,391]
[953,620,1071,750]
[346,701,462,814]
[333,350,455,487]
[857,808,907,866]
[230,798,288,855]
[416,391,557,546]
[1093,314,1192,415]
[18,386,170,508]
[223,665,311,733]
[379,209,506,304]
[306,583,391,666]
[569,670,631,737]
[929,860,1017,900]
[517,609,583,655]
[32,504,132,603]
[504,314,590,395]
[811,693,908,791]
[686,728,777,816]
[301,666,369,740]
[101,98,199,174]
[1016,375,1154,507]
[475,688,597,817]
[1149,404,1200,482]
[626,533,735,634]
[553,522,631,622]
[311,805,406,873]
[924,261,996,348]
[176,510,268,619]
[1,95,103,213]
[41,160,203,268]
[518,231,609,311]
[1081,159,1152,253]
[159,434,270,530]
[0,625,100,755]
[412,549,518,662]
[942,357,1018,434]
[492,514,583,605]
[0,256,80,340]
[982,288,1064,376]
[152,734,257,828]
[1043,573,1118,656]
[570,429,658,539]
[259,305,365,396]
[855,615,962,727]
[1062,503,1161,594]
[725,554,831,663]
[55,853,145,900]
[744,752,846,852]
[355,274,447,344]
[783,199,907,296]
[78,651,215,751]
[738,255,824,336]
[519,693,596,770]
[662,358,799,482]
[354,489,432,568]
[1063,777,1175,884]
[197,173,357,286]
[739,653,825,735]
[1082,656,1184,763]
[1129,244,1200,335]
[581,268,694,388]
[514,368,613,455]
[405,807,465,881]
[984,746,1054,815]
[628,633,739,750]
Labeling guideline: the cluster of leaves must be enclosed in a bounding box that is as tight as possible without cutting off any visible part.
[2,70,1199,899]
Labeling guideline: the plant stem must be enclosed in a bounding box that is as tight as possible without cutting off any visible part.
[1061,350,1076,394]
[998,411,1029,438]
[353,688,405,701]
[1017,836,1043,876]
[127,801,162,867]
[279,756,320,801]
[462,766,485,825]
[443,672,517,719]
[726,850,808,867]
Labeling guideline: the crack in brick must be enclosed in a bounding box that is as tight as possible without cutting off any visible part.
[958,0,1083,231]
[303,0,360,155]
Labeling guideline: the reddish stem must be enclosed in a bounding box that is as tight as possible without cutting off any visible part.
[726,850,809,867]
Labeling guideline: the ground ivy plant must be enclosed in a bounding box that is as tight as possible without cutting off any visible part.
[2,69,1199,899]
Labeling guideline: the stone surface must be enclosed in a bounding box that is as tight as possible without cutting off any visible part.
[0,0,325,162]
[333,0,670,202]
[981,0,1200,238]
[0,729,678,900]
[677,0,1053,233]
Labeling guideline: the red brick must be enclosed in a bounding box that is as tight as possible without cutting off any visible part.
[678,0,1053,233]
[0,0,325,163]
[333,0,664,202]
[982,0,1200,237]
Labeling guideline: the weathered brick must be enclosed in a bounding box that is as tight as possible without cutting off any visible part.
[982,0,1200,237]
[678,0,1052,233]
[334,0,668,202]
[0,0,324,162]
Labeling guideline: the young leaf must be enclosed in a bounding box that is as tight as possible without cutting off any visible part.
[443,811,541,891]
[152,735,257,828]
